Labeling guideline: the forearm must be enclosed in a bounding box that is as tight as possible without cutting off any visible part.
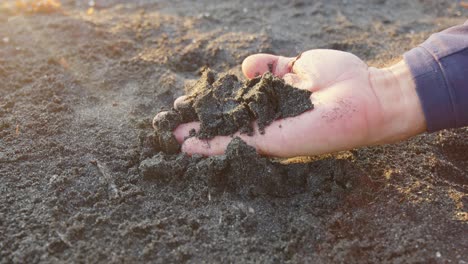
[370,21,468,145]
[368,61,426,145]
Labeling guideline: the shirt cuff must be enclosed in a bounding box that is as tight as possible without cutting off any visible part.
[403,46,455,132]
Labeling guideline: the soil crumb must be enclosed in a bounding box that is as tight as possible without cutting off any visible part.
[151,69,313,153]
[140,137,308,197]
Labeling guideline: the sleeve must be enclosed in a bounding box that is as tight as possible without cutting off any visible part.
[403,20,468,132]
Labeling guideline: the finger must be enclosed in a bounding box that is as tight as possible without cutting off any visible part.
[178,115,312,157]
[153,112,163,130]
[173,95,188,110]
[181,130,259,156]
[181,136,233,156]
[152,111,176,130]
[173,122,200,143]
[178,116,310,157]
[242,54,294,79]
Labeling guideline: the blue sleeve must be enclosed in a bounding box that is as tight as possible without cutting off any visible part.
[403,21,468,132]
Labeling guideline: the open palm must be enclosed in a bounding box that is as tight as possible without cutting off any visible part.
[170,49,425,157]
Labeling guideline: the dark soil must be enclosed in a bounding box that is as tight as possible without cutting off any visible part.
[0,0,467,263]
[145,68,314,198]
[140,137,310,198]
[180,69,313,138]
[151,69,313,153]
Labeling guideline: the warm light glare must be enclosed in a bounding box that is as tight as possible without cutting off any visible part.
[15,0,61,14]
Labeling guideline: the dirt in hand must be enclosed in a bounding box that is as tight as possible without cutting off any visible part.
[152,69,313,149]
[145,68,314,197]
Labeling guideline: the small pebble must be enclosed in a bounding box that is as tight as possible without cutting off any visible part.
[2,37,9,43]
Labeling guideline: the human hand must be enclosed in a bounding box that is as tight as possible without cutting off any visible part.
[168,49,426,157]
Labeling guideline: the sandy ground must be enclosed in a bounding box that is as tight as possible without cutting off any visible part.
[0,0,467,263]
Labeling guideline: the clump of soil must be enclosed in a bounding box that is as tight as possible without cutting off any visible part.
[185,69,313,138]
[150,69,313,153]
[142,69,313,196]
[140,137,308,197]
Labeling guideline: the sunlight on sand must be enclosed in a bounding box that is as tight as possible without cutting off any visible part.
[16,0,61,13]
[449,189,468,222]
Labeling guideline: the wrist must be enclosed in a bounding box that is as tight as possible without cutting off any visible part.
[369,60,426,144]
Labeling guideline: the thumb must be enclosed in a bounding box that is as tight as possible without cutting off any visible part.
[242,54,295,79]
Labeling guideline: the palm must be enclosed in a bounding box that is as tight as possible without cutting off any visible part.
[173,50,387,157]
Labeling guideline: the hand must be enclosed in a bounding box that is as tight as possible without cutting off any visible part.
[170,49,426,157]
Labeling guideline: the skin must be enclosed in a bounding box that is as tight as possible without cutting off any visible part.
[158,49,427,158]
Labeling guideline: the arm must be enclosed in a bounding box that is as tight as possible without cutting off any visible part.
[164,21,467,157]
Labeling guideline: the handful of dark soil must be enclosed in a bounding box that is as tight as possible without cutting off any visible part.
[151,69,314,154]
[139,69,314,197]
